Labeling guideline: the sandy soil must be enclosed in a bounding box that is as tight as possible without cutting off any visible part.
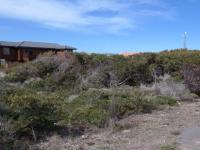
[37,100,200,150]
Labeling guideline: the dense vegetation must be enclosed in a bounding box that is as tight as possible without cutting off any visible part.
[1,49,200,149]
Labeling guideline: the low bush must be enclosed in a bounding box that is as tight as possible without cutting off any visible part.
[64,88,177,128]
[140,74,193,101]
[0,134,31,150]
[25,77,58,92]
[3,88,63,141]
[5,63,39,82]
[151,96,177,107]
[160,144,176,150]
[3,50,199,146]
[5,52,72,83]
[183,64,200,95]
[69,106,109,128]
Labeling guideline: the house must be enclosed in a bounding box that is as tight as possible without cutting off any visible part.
[0,41,76,64]
[121,51,140,57]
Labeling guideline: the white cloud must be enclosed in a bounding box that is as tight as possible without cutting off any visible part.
[0,0,172,33]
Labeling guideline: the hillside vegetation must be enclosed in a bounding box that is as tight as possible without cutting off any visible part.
[0,49,200,149]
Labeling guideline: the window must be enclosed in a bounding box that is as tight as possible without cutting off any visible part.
[25,49,33,56]
[28,49,33,55]
[0,59,6,65]
[3,47,10,55]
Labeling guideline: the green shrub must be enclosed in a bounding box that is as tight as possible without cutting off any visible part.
[6,89,62,135]
[64,88,177,128]
[0,138,30,150]
[33,57,60,77]
[5,63,38,82]
[2,50,200,146]
[151,96,178,107]
[25,77,58,92]
[69,106,109,127]
[160,144,176,150]
[114,90,155,116]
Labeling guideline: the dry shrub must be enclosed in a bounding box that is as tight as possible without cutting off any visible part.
[140,74,194,101]
[5,52,74,82]
[35,52,76,82]
[38,135,64,150]
[79,67,110,89]
[113,122,138,132]
[183,64,200,95]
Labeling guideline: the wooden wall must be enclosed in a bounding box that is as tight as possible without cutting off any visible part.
[0,47,18,61]
[0,47,69,63]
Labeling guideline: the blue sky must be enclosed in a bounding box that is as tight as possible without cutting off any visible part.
[0,0,199,54]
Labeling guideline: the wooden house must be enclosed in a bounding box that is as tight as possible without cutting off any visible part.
[0,41,76,65]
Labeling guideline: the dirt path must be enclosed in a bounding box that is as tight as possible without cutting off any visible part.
[38,101,200,150]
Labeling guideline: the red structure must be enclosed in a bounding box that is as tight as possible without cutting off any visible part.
[0,41,76,64]
[121,51,140,57]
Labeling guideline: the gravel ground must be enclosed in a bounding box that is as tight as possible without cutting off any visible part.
[37,100,200,150]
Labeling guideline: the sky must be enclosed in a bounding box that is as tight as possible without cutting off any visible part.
[0,0,199,54]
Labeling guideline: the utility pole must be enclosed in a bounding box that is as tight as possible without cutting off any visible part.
[183,32,187,49]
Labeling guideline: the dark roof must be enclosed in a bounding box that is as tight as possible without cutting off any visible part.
[0,41,76,51]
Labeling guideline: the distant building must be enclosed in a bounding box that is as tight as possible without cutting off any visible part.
[121,51,140,57]
[0,41,76,64]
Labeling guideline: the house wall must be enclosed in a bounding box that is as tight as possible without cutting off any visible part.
[0,46,71,63]
[0,47,48,62]
[21,49,50,61]
[0,47,18,61]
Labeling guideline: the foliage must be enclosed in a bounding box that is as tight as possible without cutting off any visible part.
[160,144,176,150]
[69,106,109,127]
[156,49,200,79]
[151,96,177,107]
[64,88,177,127]
[140,74,193,101]
[25,77,58,92]
[5,52,72,82]
[6,49,200,88]
[182,64,200,95]
[2,49,200,146]
[8,90,61,131]
[4,61,41,82]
